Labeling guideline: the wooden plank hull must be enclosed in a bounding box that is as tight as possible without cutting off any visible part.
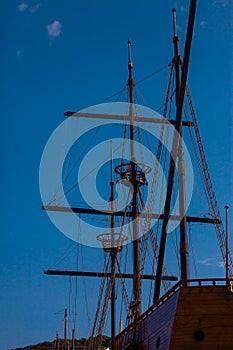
[170,285,233,349]
[115,283,233,350]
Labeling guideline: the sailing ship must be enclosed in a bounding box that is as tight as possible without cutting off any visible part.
[40,1,233,349]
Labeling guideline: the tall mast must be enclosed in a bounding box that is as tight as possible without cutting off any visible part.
[110,140,116,350]
[127,40,141,320]
[64,308,68,350]
[154,0,197,303]
[172,8,189,281]
[127,40,135,152]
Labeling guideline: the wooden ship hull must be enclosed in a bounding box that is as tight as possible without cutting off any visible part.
[115,280,233,350]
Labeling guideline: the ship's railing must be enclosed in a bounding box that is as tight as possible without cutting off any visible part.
[185,278,233,287]
[115,278,233,341]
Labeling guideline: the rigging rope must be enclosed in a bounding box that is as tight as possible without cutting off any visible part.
[47,242,78,271]
[139,63,175,295]
[88,253,112,349]
[80,243,92,334]
[185,86,233,276]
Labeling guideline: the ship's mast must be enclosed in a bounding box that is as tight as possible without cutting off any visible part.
[154,0,197,302]
[110,141,117,350]
[127,40,141,320]
[172,8,189,281]
[64,308,68,350]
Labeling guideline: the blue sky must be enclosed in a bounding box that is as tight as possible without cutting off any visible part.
[0,1,232,349]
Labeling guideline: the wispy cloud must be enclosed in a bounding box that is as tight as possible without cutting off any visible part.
[46,20,62,40]
[198,258,224,268]
[17,2,41,13]
[200,20,207,28]
[18,3,28,12]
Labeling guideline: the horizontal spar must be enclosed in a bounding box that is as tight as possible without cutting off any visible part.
[42,205,221,224]
[64,111,194,127]
[44,270,178,281]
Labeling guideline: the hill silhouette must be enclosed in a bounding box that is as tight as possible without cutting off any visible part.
[13,335,111,350]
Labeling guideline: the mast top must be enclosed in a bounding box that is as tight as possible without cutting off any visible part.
[172,8,179,40]
[127,39,134,102]
[127,39,133,68]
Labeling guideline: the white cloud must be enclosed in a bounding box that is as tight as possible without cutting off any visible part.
[198,258,224,268]
[18,3,28,12]
[18,2,41,13]
[46,20,62,39]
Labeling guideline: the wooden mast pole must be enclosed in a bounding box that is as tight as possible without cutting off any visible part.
[127,40,141,320]
[110,140,116,350]
[172,8,189,282]
[154,0,197,303]
[64,308,68,350]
